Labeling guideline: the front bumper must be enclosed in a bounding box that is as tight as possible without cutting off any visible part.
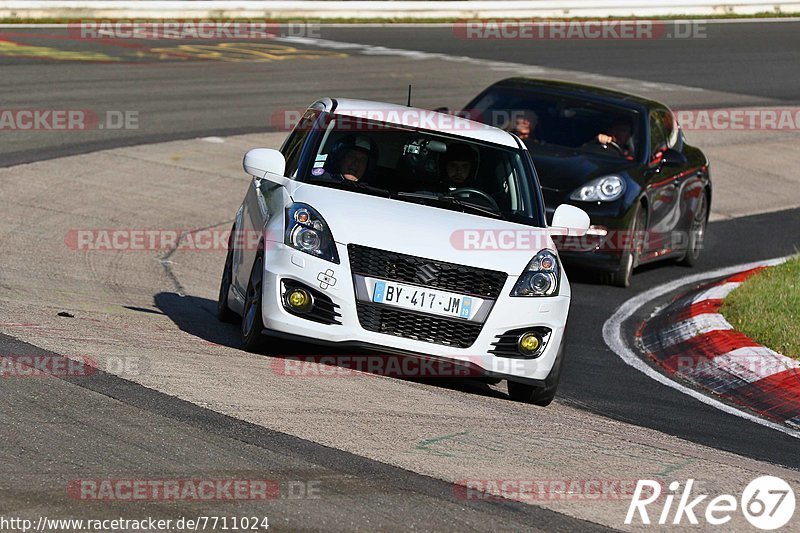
[261,241,570,382]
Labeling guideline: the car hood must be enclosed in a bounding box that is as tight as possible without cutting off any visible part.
[291,183,552,276]
[532,148,637,193]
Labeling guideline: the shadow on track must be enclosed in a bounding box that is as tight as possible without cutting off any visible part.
[154,292,508,401]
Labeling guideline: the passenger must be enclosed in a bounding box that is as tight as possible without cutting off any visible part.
[441,143,479,190]
[504,110,540,146]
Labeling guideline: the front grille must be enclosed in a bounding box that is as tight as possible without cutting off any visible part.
[356,302,482,348]
[348,244,507,299]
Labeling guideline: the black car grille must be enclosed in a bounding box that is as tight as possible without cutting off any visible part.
[355,302,482,348]
[347,244,507,299]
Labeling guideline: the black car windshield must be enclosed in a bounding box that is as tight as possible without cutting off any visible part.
[463,88,642,160]
[301,115,542,226]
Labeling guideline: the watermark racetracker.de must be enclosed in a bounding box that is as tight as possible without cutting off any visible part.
[0,109,138,131]
[676,108,800,131]
[454,478,649,502]
[69,20,322,40]
[0,354,149,379]
[67,479,321,501]
[452,20,707,40]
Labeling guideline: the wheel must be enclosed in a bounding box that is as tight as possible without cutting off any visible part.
[609,205,646,288]
[241,251,266,352]
[507,344,564,406]
[609,253,634,288]
[679,190,708,267]
[216,229,238,323]
[508,381,554,405]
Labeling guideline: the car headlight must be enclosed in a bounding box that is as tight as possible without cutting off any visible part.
[510,250,560,297]
[284,203,340,264]
[569,175,626,202]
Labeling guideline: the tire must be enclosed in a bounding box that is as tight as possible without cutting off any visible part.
[679,190,708,267]
[609,206,646,288]
[241,251,266,352]
[507,344,564,406]
[216,230,238,323]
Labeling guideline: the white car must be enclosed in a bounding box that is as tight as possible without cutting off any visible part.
[217,98,589,405]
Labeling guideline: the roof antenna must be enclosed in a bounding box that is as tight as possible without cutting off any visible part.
[407,84,412,107]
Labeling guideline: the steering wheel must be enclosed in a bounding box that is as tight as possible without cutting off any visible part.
[600,140,626,156]
[449,188,500,212]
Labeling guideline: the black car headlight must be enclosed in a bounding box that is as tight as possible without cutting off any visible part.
[510,250,560,297]
[569,175,626,202]
[284,203,340,264]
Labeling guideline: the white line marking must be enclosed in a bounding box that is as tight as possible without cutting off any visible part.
[708,347,800,384]
[273,35,706,94]
[654,312,733,349]
[691,281,741,303]
[602,256,800,439]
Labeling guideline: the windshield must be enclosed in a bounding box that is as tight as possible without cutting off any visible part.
[301,115,542,226]
[463,88,642,160]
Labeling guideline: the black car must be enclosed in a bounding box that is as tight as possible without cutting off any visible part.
[460,78,711,287]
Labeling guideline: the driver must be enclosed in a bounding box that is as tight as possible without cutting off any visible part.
[318,134,377,182]
[441,142,479,191]
[595,119,634,158]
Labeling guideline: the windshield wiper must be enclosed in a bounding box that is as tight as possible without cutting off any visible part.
[307,175,392,198]
[395,192,502,219]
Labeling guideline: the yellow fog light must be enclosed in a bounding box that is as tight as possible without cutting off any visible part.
[518,332,542,356]
[286,288,312,312]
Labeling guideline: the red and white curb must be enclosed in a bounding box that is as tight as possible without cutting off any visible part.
[638,266,800,427]
[603,257,800,439]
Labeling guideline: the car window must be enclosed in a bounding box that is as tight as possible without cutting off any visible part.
[656,109,679,149]
[281,109,318,178]
[461,87,641,159]
[302,115,541,226]
[649,110,668,159]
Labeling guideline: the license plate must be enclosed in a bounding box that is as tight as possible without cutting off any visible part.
[371,280,475,320]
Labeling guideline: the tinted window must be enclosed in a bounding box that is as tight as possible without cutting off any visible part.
[301,115,541,226]
[649,110,668,158]
[656,109,679,148]
[462,87,641,159]
[281,110,318,178]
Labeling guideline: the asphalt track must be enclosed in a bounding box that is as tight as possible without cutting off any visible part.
[1,22,800,531]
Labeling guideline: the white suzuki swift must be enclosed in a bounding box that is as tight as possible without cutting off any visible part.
[217,99,589,405]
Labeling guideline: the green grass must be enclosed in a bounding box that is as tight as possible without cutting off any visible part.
[720,255,800,360]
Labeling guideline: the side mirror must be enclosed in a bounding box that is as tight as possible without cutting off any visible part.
[433,106,451,114]
[551,204,590,237]
[660,148,688,167]
[243,148,286,180]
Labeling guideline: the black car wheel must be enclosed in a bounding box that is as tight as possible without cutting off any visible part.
[507,345,564,406]
[241,251,265,352]
[508,381,558,406]
[610,205,646,288]
[216,228,238,323]
[680,190,709,267]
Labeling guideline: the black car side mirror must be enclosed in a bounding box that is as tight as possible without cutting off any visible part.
[661,148,688,167]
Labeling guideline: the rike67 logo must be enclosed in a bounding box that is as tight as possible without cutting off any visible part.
[626,477,795,530]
